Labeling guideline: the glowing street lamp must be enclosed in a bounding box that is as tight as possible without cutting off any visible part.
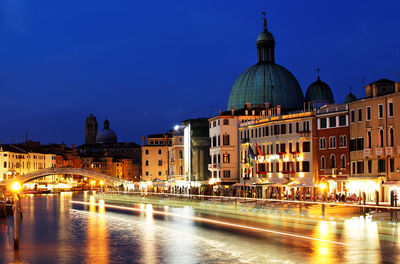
[12,182,22,193]
[100,180,104,194]
[90,180,95,192]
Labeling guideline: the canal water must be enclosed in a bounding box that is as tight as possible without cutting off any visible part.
[1,192,400,264]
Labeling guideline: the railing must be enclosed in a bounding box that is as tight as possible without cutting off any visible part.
[376,147,384,157]
[386,147,394,156]
[363,149,372,158]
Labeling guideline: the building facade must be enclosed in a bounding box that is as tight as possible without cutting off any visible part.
[167,128,184,183]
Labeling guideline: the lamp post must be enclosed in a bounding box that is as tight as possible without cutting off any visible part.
[11,181,22,250]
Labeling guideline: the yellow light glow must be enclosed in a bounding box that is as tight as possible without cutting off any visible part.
[90,180,95,185]
[320,183,327,190]
[100,180,104,186]
[299,172,304,178]
[12,182,21,192]
[297,155,304,161]
[278,173,283,178]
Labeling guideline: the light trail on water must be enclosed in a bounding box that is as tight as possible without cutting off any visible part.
[70,200,349,246]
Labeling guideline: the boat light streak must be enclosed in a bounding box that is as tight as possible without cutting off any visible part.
[70,200,349,246]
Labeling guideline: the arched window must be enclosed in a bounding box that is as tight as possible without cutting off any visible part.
[341,155,346,169]
[331,154,336,168]
[390,127,394,147]
[145,160,149,166]
[320,138,324,149]
[178,150,183,159]
[367,130,372,148]
[223,119,229,125]
[379,129,384,147]
[341,135,347,147]
[3,162,6,168]
[179,166,183,175]
[321,156,325,169]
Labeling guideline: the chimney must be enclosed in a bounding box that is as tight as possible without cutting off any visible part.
[165,135,168,146]
[365,84,372,97]
[231,107,235,116]
[277,105,281,115]
[372,84,378,97]
[142,136,146,145]
[219,109,222,115]
[396,82,400,93]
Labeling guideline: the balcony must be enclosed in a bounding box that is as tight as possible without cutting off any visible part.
[322,168,337,175]
[363,149,372,158]
[375,147,384,157]
[241,137,250,144]
[298,130,311,138]
[208,164,220,170]
[385,146,394,156]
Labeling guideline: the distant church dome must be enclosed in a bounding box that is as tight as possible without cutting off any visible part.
[96,119,117,144]
[227,14,304,111]
[344,91,357,104]
[305,76,334,108]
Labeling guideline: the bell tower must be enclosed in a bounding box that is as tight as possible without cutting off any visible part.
[85,113,98,145]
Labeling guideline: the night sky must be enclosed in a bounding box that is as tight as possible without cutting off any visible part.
[1,0,400,146]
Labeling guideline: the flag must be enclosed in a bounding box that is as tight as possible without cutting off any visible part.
[248,145,255,160]
[256,143,265,156]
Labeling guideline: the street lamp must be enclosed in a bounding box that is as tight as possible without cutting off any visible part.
[12,182,22,193]
[100,180,104,194]
[90,180,95,192]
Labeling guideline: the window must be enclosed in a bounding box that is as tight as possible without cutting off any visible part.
[289,123,292,133]
[358,108,362,122]
[356,161,364,174]
[319,137,326,149]
[145,160,149,166]
[302,161,310,172]
[145,149,149,155]
[366,106,371,121]
[389,102,394,117]
[390,158,395,173]
[329,117,336,128]
[158,149,162,155]
[329,136,336,148]
[223,119,229,125]
[296,162,300,172]
[367,130,372,148]
[331,155,336,168]
[3,162,6,168]
[212,136,217,147]
[179,166,183,175]
[339,135,347,147]
[289,143,293,153]
[280,143,286,153]
[158,160,162,166]
[266,126,269,136]
[158,171,162,176]
[223,134,230,146]
[368,160,372,173]
[145,171,149,176]
[179,150,183,159]
[296,122,299,133]
[341,155,346,169]
[352,162,356,174]
[223,154,230,163]
[390,127,394,146]
[274,125,280,135]
[281,124,286,134]
[320,118,327,129]
[321,156,325,169]
[378,159,385,173]
[276,162,280,172]
[351,110,355,123]
[356,138,364,151]
[302,141,310,152]
[296,142,300,152]
[339,115,346,126]
[303,121,310,131]
[223,170,231,178]
[378,104,383,119]
[379,129,384,147]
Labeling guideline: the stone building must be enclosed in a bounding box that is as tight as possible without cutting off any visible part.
[348,79,400,203]
[168,127,184,182]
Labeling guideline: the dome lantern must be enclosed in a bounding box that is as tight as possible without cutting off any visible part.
[257,12,275,63]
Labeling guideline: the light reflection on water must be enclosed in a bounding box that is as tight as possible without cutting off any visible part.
[0,193,400,263]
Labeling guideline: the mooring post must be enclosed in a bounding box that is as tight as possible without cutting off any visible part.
[13,194,21,250]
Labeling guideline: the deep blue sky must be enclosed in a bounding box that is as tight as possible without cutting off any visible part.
[1,0,400,146]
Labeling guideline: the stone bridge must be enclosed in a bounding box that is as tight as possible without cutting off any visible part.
[2,167,132,189]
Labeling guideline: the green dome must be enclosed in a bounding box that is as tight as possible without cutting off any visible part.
[228,63,304,110]
[305,77,334,104]
[227,16,304,111]
[344,92,357,103]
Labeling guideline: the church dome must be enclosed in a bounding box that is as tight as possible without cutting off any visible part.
[96,119,117,144]
[344,92,357,104]
[227,15,304,111]
[305,77,334,106]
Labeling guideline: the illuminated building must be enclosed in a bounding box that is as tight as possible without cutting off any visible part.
[85,113,98,145]
[208,107,264,193]
[167,127,184,183]
[0,145,56,181]
[348,79,400,203]
[316,104,350,195]
[239,107,318,198]
[182,118,210,192]
[141,133,172,182]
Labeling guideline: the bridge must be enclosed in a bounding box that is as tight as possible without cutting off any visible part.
[1,168,133,190]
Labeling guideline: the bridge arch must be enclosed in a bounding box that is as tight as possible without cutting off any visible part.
[4,168,132,189]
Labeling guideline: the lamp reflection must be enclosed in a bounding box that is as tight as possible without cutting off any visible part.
[86,197,109,264]
[143,204,157,263]
[312,221,334,262]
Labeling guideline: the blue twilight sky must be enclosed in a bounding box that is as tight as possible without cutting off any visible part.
[1,0,400,146]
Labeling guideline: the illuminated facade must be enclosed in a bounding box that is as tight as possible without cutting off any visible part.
[141,133,172,182]
[239,107,318,198]
[0,145,56,181]
[348,79,400,203]
[316,104,350,195]
[167,128,184,182]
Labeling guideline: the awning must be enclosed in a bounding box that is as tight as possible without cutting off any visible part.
[382,181,400,187]
[232,182,254,187]
[346,176,384,181]
[262,178,288,186]
[287,178,315,187]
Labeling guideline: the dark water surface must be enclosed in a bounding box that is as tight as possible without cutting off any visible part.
[1,192,400,264]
